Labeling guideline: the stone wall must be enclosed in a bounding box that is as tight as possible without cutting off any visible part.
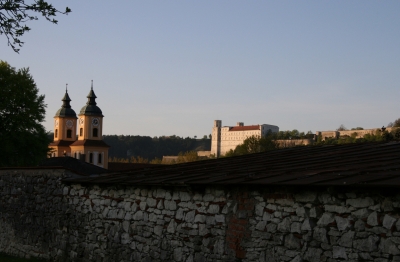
[2,169,400,261]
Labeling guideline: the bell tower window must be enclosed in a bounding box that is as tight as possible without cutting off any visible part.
[93,128,98,137]
[80,128,83,136]
[55,129,58,138]
[67,129,72,138]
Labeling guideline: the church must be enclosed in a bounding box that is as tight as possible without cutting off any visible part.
[48,82,110,169]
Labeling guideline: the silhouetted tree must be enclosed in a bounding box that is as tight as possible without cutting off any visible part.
[0,0,71,52]
[0,61,50,166]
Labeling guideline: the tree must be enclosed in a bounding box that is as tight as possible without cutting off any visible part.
[337,124,348,131]
[0,61,50,166]
[391,118,400,128]
[0,0,71,52]
[224,135,278,157]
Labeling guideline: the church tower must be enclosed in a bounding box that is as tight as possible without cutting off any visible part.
[69,81,110,169]
[49,86,77,157]
[211,120,222,157]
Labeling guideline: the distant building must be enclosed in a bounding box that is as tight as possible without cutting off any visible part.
[211,120,279,157]
[316,127,395,140]
[49,82,110,169]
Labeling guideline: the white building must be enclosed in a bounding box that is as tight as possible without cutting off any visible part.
[211,120,279,157]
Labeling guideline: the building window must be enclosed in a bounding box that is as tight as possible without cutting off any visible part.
[74,152,77,158]
[98,153,102,164]
[89,153,93,163]
[67,129,72,138]
[55,129,58,138]
[80,128,83,136]
[93,128,98,137]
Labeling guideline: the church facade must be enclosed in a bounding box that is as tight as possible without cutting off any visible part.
[49,82,110,169]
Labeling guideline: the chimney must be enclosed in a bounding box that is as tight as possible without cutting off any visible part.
[237,122,244,126]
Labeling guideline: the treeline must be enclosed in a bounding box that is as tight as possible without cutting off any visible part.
[103,135,211,161]
[109,150,211,164]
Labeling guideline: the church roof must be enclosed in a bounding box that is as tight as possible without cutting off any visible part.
[70,139,110,148]
[49,140,75,147]
[54,88,77,118]
[79,81,103,116]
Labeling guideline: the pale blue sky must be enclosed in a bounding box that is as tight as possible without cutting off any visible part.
[2,1,400,137]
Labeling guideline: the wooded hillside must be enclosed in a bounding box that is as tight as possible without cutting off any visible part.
[103,135,211,160]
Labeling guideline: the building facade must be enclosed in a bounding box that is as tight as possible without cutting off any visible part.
[211,120,279,157]
[49,83,110,169]
[316,127,395,140]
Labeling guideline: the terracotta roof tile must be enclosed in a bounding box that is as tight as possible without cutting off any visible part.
[229,125,260,131]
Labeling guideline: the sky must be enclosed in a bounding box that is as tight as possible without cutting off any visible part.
[2,1,400,137]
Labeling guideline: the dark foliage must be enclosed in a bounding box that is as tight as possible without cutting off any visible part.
[224,134,278,157]
[0,61,50,167]
[103,135,211,160]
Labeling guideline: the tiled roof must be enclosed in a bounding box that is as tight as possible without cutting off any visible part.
[108,162,163,172]
[229,125,260,131]
[49,140,75,147]
[70,139,110,148]
[40,157,109,176]
[63,142,400,187]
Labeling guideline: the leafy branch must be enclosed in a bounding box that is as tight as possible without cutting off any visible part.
[0,0,71,53]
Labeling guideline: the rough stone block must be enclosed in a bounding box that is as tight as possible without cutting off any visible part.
[275,199,295,206]
[301,218,316,231]
[382,214,397,229]
[352,208,371,219]
[284,234,301,250]
[335,216,350,231]
[146,198,157,208]
[296,207,309,218]
[353,235,379,252]
[324,205,350,214]
[346,197,374,208]
[194,214,206,223]
[164,200,177,211]
[256,220,267,231]
[317,212,335,227]
[367,211,379,226]
[379,238,400,255]
[207,204,219,214]
[266,222,277,233]
[314,227,329,243]
[332,246,347,259]
[277,217,291,232]
[310,207,322,218]
[304,247,323,262]
[290,222,302,234]
[185,210,195,223]
[167,220,177,233]
[338,231,354,248]
[294,192,318,203]
[255,203,265,216]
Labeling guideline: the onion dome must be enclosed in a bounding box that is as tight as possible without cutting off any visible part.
[54,85,77,117]
[79,80,103,116]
